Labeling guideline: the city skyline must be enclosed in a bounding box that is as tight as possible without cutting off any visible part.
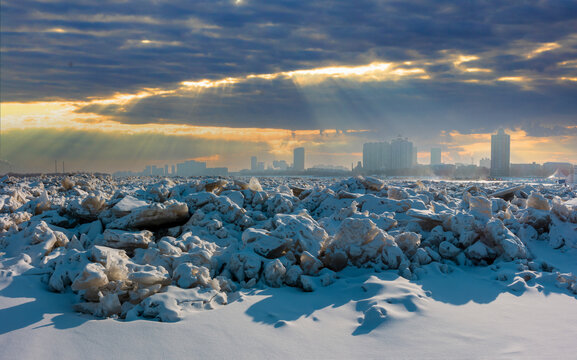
[104,137,573,179]
[1,1,577,173]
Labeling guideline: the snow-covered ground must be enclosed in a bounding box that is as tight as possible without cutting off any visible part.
[1,175,576,359]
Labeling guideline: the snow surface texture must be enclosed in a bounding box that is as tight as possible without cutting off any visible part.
[1,175,576,347]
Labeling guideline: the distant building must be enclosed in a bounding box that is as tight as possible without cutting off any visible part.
[430,148,442,165]
[164,165,169,176]
[391,137,414,170]
[479,157,490,168]
[490,129,510,178]
[543,162,573,177]
[205,167,229,176]
[151,165,164,176]
[273,160,289,170]
[251,156,257,171]
[510,163,542,178]
[171,165,176,176]
[293,147,305,171]
[363,142,391,171]
[177,160,206,177]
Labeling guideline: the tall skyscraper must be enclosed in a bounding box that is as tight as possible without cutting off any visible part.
[430,148,442,165]
[390,137,414,170]
[363,142,391,171]
[293,147,305,171]
[490,128,510,178]
[251,156,257,171]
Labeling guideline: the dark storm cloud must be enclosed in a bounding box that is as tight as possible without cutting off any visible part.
[2,0,577,101]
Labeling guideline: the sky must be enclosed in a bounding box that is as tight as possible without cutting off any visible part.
[1,0,576,173]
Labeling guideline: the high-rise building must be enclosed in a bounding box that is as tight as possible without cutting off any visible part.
[430,148,442,165]
[293,147,305,171]
[177,160,206,177]
[363,142,391,171]
[391,137,414,170]
[490,128,510,178]
[479,158,490,169]
[250,156,257,171]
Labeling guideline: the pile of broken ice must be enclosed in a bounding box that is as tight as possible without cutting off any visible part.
[0,175,575,321]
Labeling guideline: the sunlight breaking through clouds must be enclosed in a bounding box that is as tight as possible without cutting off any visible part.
[526,42,561,59]
[180,61,428,89]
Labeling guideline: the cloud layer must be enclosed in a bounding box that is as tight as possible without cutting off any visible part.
[1,0,576,169]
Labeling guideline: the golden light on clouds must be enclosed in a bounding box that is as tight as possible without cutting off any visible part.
[0,100,363,160]
[558,60,577,68]
[2,53,576,171]
[497,76,527,82]
[464,68,492,73]
[441,129,577,165]
[179,61,428,88]
[181,77,240,89]
[526,42,561,59]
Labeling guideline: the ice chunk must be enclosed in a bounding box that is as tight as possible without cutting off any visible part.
[406,209,445,226]
[413,248,432,265]
[72,262,109,291]
[439,241,460,259]
[242,228,290,259]
[469,196,492,219]
[100,229,153,249]
[112,195,149,217]
[394,232,421,257]
[129,266,171,287]
[285,265,304,287]
[548,218,577,249]
[490,185,523,200]
[173,263,213,289]
[270,213,329,257]
[388,186,408,200]
[322,218,390,270]
[108,200,189,229]
[248,177,263,192]
[263,259,286,287]
[140,292,182,322]
[484,218,528,261]
[361,176,385,191]
[466,241,497,262]
[227,252,262,283]
[265,193,296,215]
[300,251,323,275]
[527,192,550,211]
[300,275,320,292]
[61,177,75,190]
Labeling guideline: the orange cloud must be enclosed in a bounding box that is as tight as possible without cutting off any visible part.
[441,129,577,165]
